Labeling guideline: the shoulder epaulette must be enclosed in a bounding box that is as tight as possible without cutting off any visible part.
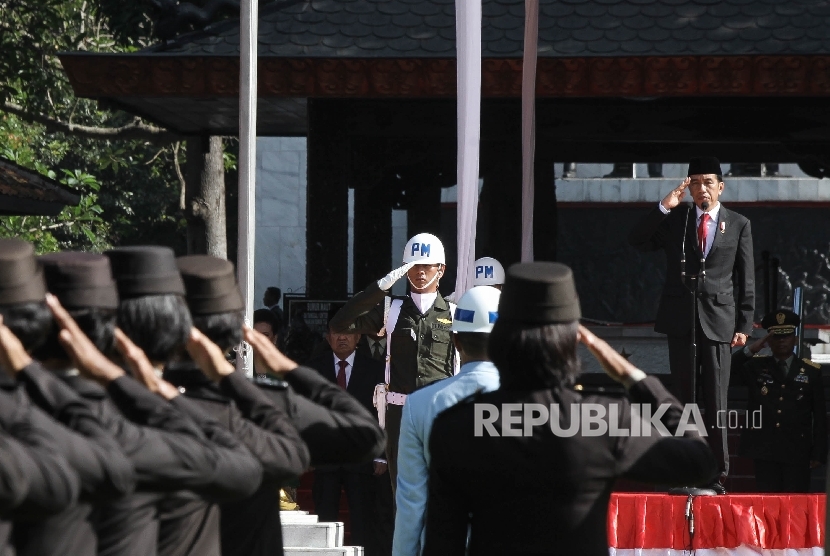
[803,358,822,369]
[253,375,289,390]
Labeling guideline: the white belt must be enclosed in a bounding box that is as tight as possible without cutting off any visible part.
[385,391,407,406]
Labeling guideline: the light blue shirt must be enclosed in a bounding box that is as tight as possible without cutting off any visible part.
[392,360,500,556]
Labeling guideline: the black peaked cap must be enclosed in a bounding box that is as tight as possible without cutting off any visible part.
[761,309,800,336]
[104,246,185,298]
[498,262,581,324]
[176,255,244,315]
[0,238,45,305]
[39,252,118,309]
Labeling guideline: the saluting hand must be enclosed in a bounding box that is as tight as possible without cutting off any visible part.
[244,326,298,377]
[0,315,32,374]
[377,262,415,291]
[185,328,235,382]
[745,332,771,354]
[660,177,690,211]
[113,328,179,400]
[578,325,640,384]
[731,332,748,348]
[46,294,124,384]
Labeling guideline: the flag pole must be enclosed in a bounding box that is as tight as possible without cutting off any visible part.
[236,0,258,377]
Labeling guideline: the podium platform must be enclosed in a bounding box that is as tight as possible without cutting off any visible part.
[608,493,825,555]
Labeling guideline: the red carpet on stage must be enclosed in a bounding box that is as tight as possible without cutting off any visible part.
[608,493,825,555]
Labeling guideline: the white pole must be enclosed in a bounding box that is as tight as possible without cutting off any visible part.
[453,0,482,299]
[520,0,538,262]
[236,0,258,376]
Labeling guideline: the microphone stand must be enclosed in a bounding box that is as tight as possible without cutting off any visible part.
[669,202,716,497]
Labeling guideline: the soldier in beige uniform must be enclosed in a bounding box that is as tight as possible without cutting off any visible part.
[330,233,455,498]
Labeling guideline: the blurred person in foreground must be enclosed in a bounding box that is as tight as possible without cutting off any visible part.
[393,286,501,556]
[424,262,717,556]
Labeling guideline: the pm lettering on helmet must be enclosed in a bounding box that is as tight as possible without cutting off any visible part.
[476,265,494,279]
[411,243,431,258]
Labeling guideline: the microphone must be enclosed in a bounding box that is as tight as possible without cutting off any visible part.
[700,202,709,283]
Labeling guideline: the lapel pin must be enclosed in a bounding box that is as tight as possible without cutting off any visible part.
[719,221,726,234]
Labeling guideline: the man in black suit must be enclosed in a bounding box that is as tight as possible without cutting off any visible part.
[424,263,717,556]
[307,327,385,550]
[628,156,755,488]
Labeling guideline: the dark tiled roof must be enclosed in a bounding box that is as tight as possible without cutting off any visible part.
[0,159,80,216]
[149,0,830,58]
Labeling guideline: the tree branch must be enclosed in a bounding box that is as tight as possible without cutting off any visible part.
[2,101,181,144]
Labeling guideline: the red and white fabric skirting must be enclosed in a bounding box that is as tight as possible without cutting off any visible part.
[608,493,825,556]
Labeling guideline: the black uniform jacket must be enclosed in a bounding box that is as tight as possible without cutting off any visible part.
[424,376,717,556]
[220,365,385,556]
[628,204,755,342]
[2,364,135,556]
[53,370,270,556]
[161,364,309,556]
[0,394,80,556]
[330,282,455,393]
[732,350,827,463]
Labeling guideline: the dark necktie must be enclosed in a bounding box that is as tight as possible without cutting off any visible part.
[337,360,348,389]
[698,213,710,255]
[372,342,383,361]
[778,359,789,380]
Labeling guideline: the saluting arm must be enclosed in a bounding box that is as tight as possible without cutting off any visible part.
[0,407,80,518]
[15,363,136,502]
[619,377,717,486]
[329,282,387,334]
[283,366,385,464]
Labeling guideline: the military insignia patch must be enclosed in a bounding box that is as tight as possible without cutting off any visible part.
[437,318,452,325]
[776,313,786,325]
[794,375,809,383]
[761,385,768,395]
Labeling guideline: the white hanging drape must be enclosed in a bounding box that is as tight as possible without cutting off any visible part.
[453,0,482,298]
[521,0,539,262]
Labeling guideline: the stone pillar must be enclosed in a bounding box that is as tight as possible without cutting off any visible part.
[306,100,349,299]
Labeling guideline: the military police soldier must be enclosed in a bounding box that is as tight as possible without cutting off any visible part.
[731,309,827,493]
[330,233,456,495]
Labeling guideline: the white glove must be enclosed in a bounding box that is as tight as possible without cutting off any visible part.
[377,262,415,291]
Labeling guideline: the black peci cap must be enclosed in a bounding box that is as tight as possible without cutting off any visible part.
[104,246,185,299]
[0,238,46,305]
[176,255,244,315]
[498,262,581,324]
[687,156,723,178]
[39,252,119,309]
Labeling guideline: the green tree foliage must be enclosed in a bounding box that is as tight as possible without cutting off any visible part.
[0,0,187,253]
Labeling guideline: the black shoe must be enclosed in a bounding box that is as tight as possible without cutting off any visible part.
[709,481,727,495]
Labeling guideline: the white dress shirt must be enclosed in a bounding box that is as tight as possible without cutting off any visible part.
[332,351,356,387]
[658,201,721,257]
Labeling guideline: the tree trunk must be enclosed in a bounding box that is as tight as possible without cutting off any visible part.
[185,136,227,258]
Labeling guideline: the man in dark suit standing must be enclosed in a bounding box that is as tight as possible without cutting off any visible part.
[629,156,755,489]
[307,327,386,551]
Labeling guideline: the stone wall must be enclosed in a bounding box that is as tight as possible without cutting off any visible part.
[255,137,307,309]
